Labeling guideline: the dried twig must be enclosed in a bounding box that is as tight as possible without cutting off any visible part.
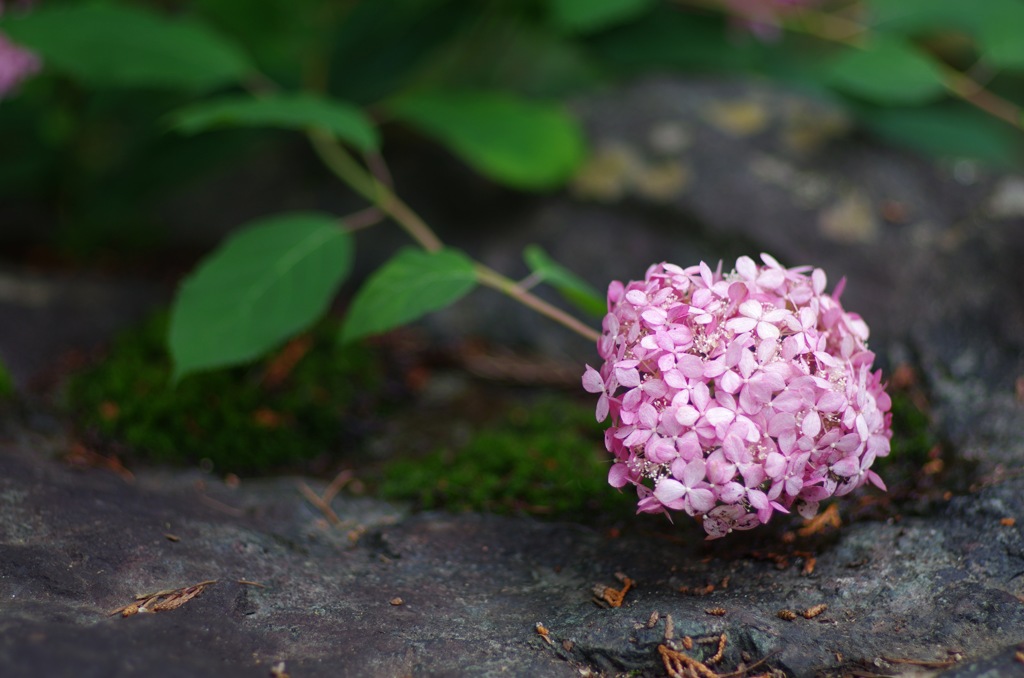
[593,573,634,608]
[298,481,341,526]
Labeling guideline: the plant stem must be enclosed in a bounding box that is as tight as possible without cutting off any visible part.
[309,130,601,344]
[674,0,1023,131]
[309,130,443,252]
[939,66,1023,128]
[475,264,602,343]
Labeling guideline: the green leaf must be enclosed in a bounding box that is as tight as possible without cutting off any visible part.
[975,0,1024,70]
[548,0,657,34]
[170,94,379,151]
[588,8,758,75]
[865,0,980,34]
[523,245,605,317]
[340,248,477,344]
[859,102,1024,169]
[0,5,250,91]
[866,0,1024,70]
[825,39,946,105]
[387,91,586,191]
[170,213,352,380]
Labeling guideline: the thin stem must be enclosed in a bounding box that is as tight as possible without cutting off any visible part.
[310,129,601,343]
[674,0,1023,131]
[475,264,601,343]
[939,66,1023,128]
[340,206,385,232]
[309,130,443,252]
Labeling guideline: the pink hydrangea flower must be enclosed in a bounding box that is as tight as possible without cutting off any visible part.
[582,254,892,539]
[0,1,42,101]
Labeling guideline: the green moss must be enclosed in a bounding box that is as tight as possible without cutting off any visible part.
[376,396,629,520]
[67,312,385,474]
[0,358,13,399]
[887,392,936,463]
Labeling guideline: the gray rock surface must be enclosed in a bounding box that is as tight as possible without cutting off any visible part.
[2,76,1024,677]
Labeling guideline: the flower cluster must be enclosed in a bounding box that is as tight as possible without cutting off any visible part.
[0,2,41,101]
[582,254,891,538]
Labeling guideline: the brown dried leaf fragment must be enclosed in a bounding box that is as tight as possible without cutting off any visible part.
[777,609,797,621]
[658,644,718,678]
[1001,517,1016,527]
[535,622,553,645]
[801,556,817,576]
[803,603,828,619]
[110,580,217,617]
[390,597,404,606]
[705,607,726,616]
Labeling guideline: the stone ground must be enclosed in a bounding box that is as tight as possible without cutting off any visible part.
[2,77,1024,677]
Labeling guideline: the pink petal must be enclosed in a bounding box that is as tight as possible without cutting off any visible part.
[682,459,707,486]
[720,370,742,394]
[676,353,706,379]
[625,289,648,305]
[688,488,717,514]
[705,407,735,428]
[757,268,784,289]
[735,256,757,280]
[765,452,787,478]
[664,369,688,389]
[802,411,822,438]
[638,402,659,428]
[726,317,757,334]
[738,299,762,318]
[675,405,700,427]
[831,456,860,477]
[797,501,820,520]
[582,365,605,393]
[756,321,781,341]
[608,463,629,488]
[654,478,686,504]
[615,366,641,388]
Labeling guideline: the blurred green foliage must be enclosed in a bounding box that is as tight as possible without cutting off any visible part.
[376,396,629,520]
[3,0,1024,254]
[67,312,387,474]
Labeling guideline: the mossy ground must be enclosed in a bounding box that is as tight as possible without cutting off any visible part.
[373,395,634,522]
[67,312,390,475]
